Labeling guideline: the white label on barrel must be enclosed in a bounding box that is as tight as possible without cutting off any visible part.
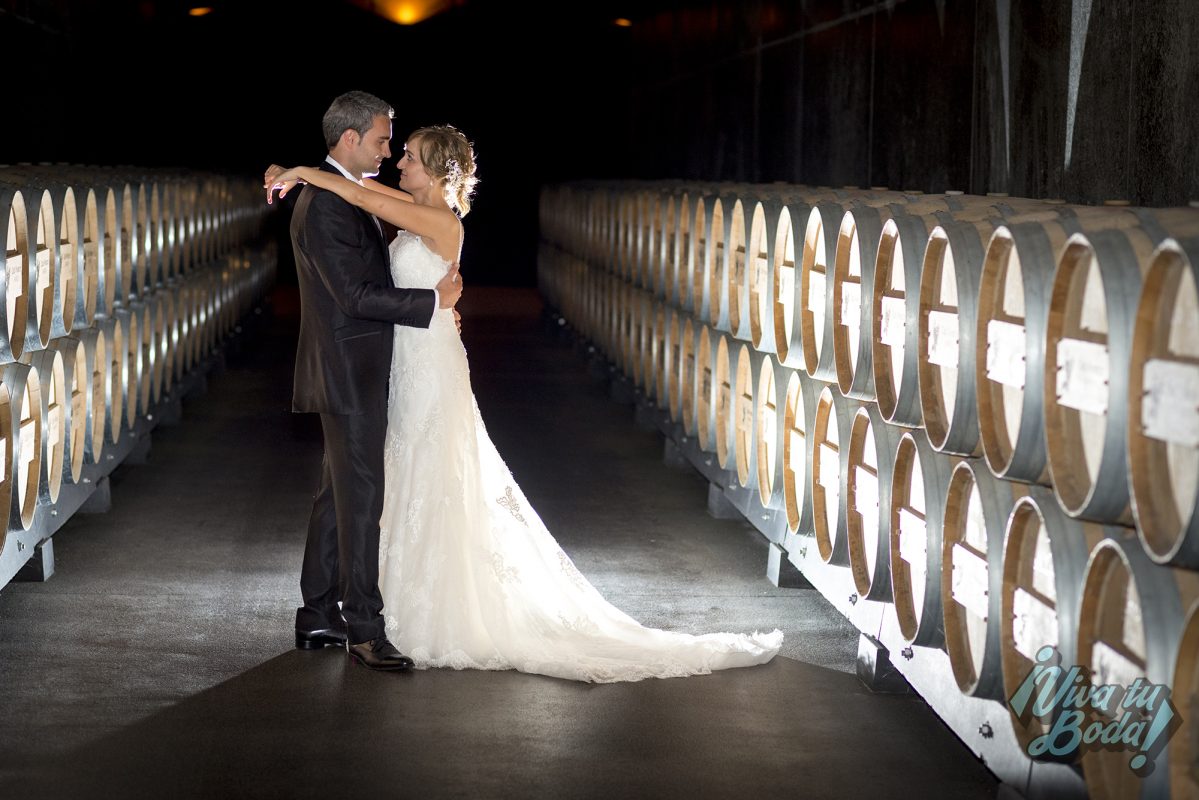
[35,248,52,290]
[739,397,754,430]
[19,418,36,466]
[8,253,25,292]
[898,507,927,565]
[84,241,99,267]
[1091,640,1143,693]
[761,411,776,447]
[788,430,805,474]
[72,390,85,421]
[926,310,960,367]
[1142,358,1199,448]
[880,295,907,347]
[986,319,1028,388]
[755,256,768,292]
[854,465,879,509]
[840,282,861,329]
[1056,337,1109,415]
[60,242,74,267]
[818,441,840,488]
[702,369,712,398]
[1013,587,1058,660]
[778,266,795,305]
[808,271,826,314]
[47,405,61,447]
[951,543,989,619]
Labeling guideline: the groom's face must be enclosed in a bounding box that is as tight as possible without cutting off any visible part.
[350,115,393,178]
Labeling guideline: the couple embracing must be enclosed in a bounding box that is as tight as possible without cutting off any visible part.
[267,90,783,681]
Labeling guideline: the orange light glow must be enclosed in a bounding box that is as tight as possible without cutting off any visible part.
[614,18,632,27]
[377,0,453,25]
[188,7,213,16]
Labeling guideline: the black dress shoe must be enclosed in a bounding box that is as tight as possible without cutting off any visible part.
[296,626,349,650]
[347,638,415,671]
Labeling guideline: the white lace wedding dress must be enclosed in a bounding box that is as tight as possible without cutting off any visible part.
[377,230,784,682]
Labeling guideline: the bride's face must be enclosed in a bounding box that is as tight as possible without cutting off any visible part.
[398,137,432,193]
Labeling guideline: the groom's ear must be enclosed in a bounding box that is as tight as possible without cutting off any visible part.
[341,129,359,148]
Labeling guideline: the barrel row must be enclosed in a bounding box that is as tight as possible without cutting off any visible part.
[1,167,270,361]
[539,182,1199,800]
[539,184,1199,574]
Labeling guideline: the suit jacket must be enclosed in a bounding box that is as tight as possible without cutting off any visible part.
[290,162,436,414]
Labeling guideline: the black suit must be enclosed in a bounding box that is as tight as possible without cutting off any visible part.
[291,162,436,644]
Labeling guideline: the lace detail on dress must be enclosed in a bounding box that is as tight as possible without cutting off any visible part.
[376,229,783,683]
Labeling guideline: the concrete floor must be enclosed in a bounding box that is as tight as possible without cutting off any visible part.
[0,286,999,799]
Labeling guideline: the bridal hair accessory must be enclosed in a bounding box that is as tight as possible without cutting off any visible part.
[444,157,463,190]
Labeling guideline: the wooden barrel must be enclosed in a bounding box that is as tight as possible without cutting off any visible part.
[670,191,691,310]
[650,300,667,404]
[873,213,936,427]
[1129,236,1199,567]
[690,195,715,320]
[664,308,682,422]
[655,189,677,301]
[800,202,845,381]
[48,336,87,484]
[833,205,887,400]
[1,186,28,361]
[118,305,147,425]
[22,347,66,504]
[77,187,101,330]
[116,180,139,305]
[732,344,761,489]
[754,354,786,509]
[1043,229,1147,524]
[617,191,635,282]
[0,377,11,554]
[713,333,743,471]
[158,179,179,283]
[941,458,1026,698]
[846,403,900,601]
[145,294,165,406]
[76,327,108,462]
[976,221,1058,483]
[747,198,778,353]
[13,186,58,353]
[722,196,749,339]
[695,323,718,454]
[918,220,995,455]
[889,431,957,646]
[679,316,698,436]
[42,183,80,339]
[1001,489,1110,755]
[3,362,43,531]
[629,288,647,388]
[771,201,809,369]
[638,189,659,292]
[782,368,819,535]
[1077,536,1199,800]
[98,315,125,445]
[811,384,854,566]
[1171,597,1199,800]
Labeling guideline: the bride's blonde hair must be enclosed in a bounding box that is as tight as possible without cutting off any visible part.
[410,124,478,217]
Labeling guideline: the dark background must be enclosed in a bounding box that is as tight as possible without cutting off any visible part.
[4,0,1197,286]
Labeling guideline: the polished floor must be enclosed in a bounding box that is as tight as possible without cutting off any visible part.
[0,286,999,799]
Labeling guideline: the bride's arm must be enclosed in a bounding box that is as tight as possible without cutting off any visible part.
[268,165,456,244]
[362,177,415,203]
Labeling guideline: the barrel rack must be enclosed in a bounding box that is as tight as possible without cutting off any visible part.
[0,164,276,593]
[538,181,1199,800]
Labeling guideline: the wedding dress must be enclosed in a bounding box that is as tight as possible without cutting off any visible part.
[377,229,783,683]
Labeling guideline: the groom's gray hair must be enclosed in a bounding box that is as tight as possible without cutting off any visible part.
[322,91,395,149]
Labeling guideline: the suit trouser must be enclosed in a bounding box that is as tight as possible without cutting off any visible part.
[296,409,388,645]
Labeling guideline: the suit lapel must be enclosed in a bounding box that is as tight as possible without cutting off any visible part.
[316,162,388,264]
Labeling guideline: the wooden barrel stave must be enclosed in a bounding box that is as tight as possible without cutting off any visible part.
[800,202,846,381]
[732,344,763,489]
[846,402,901,601]
[747,198,780,354]
[48,336,88,484]
[755,353,787,509]
[695,323,718,454]
[772,201,813,369]
[2,362,43,531]
[811,384,855,566]
[782,368,819,536]
[20,348,66,505]
[833,206,886,401]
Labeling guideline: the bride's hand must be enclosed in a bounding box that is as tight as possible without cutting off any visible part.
[264,166,304,204]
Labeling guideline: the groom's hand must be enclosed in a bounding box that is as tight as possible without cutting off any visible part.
[436,263,463,308]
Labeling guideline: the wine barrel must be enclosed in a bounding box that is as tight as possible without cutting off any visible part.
[670,190,692,310]
[1,186,28,361]
[118,305,147,425]
[678,316,698,435]
[1171,597,1199,800]
[1001,489,1110,755]
[0,377,11,554]
[976,221,1057,483]
[771,201,810,369]
[48,336,87,484]
[747,198,778,353]
[692,195,722,325]
[889,431,957,646]
[1043,229,1145,524]
[695,323,718,454]
[638,189,659,293]
[11,186,58,353]
[713,333,744,471]
[664,308,683,422]
[22,347,66,504]
[145,294,166,406]
[158,179,179,284]
[1077,535,1199,800]
[655,188,678,302]
[98,316,125,445]
[833,205,887,400]
[846,403,900,601]
[801,200,851,382]
[754,354,786,509]
[732,343,762,489]
[650,300,667,404]
[1129,237,1199,567]
[76,327,107,463]
[811,384,854,566]
[721,195,749,339]
[616,191,635,282]
[873,213,936,427]
[918,220,996,455]
[40,183,81,340]
[3,361,43,531]
[941,458,1027,699]
[782,368,819,535]
[76,187,101,330]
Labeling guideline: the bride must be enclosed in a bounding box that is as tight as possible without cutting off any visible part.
[266,126,782,682]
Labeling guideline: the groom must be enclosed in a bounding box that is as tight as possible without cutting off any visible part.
[287,91,462,670]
